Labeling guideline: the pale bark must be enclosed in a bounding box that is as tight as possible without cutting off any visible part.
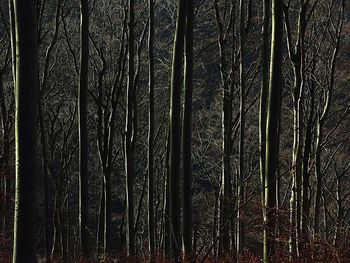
[78,0,89,257]
[125,0,135,255]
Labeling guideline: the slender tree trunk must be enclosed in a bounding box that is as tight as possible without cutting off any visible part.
[212,192,219,257]
[148,0,155,257]
[169,0,186,259]
[51,189,63,260]
[97,182,105,253]
[163,125,171,258]
[182,0,194,260]
[301,82,314,241]
[263,0,283,260]
[79,0,89,258]
[237,0,246,256]
[314,3,343,236]
[259,0,270,221]
[12,0,39,261]
[104,162,112,256]
[125,0,135,255]
[213,0,233,256]
[284,3,309,256]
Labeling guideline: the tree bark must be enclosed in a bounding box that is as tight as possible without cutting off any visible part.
[125,0,135,255]
[12,0,39,261]
[79,0,89,258]
[237,0,247,256]
[284,2,309,256]
[169,0,186,260]
[213,0,233,256]
[263,0,283,261]
[259,0,270,223]
[182,0,194,260]
[148,0,156,257]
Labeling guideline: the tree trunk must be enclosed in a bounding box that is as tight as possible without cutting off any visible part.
[182,0,193,260]
[213,0,233,256]
[78,0,89,258]
[237,0,246,256]
[301,81,314,241]
[313,8,342,236]
[125,0,135,255]
[263,0,283,260]
[169,0,186,260]
[148,0,156,256]
[259,0,270,222]
[284,3,309,256]
[12,0,39,261]
[163,127,171,258]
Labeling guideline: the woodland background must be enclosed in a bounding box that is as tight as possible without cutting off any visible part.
[0,0,350,262]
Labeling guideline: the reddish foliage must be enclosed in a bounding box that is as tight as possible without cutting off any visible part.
[0,252,11,263]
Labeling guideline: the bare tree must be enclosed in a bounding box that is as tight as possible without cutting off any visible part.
[169,0,186,259]
[182,0,194,260]
[78,0,90,258]
[125,0,135,255]
[263,0,283,260]
[12,0,39,261]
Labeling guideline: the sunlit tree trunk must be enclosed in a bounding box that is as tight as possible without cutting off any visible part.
[263,0,283,260]
[125,0,135,255]
[259,0,270,223]
[79,0,89,258]
[164,128,171,258]
[12,0,39,261]
[213,0,233,256]
[284,2,307,256]
[314,2,343,236]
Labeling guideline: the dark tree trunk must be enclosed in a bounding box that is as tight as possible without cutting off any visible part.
[169,0,186,259]
[263,0,283,260]
[182,0,194,260]
[12,0,39,262]
[148,0,156,256]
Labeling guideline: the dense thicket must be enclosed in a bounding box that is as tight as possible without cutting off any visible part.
[0,0,349,262]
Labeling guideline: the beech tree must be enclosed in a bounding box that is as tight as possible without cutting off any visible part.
[264,0,283,261]
[169,0,186,260]
[182,0,194,259]
[125,0,136,255]
[78,0,89,258]
[148,0,155,256]
[12,0,39,262]
[0,0,348,262]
